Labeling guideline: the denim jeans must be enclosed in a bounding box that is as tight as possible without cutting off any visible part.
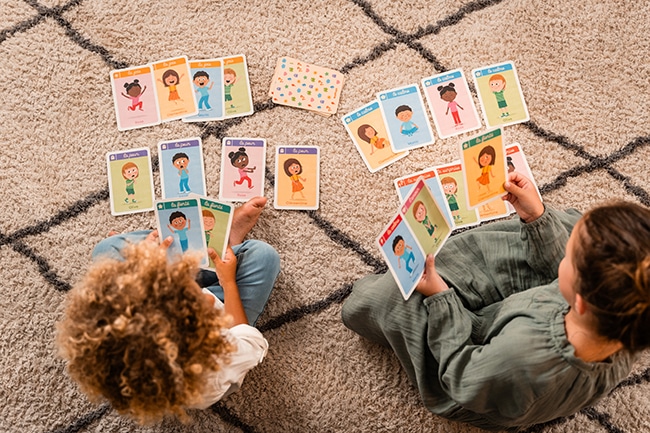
[92,231,280,326]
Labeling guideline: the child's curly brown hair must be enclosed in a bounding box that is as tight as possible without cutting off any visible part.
[57,241,234,424]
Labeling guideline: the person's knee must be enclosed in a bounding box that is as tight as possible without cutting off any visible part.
[238,240,281,276]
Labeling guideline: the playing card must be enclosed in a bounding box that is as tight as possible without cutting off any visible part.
[151,56,198,122]
[192,195,233,268]
[394,168,454,228]
[106,147,155,216]
[222,54,254,119]
[110,65,160,131]
[274,146,320,210]
[183,59,224,122]
[376,84,435,153]
[219,137,266,202]
[433,161,481,229]
[422,69,481,139]
[154,197,208,267]
[269,57,345,116]
[342,100,408,173]
[472,61,530,128]
[158,137,207,199]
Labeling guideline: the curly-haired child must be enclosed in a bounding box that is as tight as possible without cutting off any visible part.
[57,197,280,424]
[343,172,650,431]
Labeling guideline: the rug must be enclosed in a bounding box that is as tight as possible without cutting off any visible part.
[1,0,649,432]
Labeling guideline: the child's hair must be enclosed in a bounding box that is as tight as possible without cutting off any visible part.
[392,235,404,252]
[283,158,302,176]
[124,79,141,92]
[193,70,209,80]
[477,145,496,167]
[489,74,506,84]
[172,152,189,164]
[202,209,215,219]
[412,200,425,218]
[573,201,650,353]
[437,83,456,98]
[223,68,236,77]
[56,242,234,424]
[162,69,180,86]
[169,211,186,224]
[357,124,375,143]
[440,176,457,188]
[121,162,138,179]
[229,147,248,165]
[395,105,412,116]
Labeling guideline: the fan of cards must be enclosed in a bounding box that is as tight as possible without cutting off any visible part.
[110,55,254,131]
[379,128,542,300]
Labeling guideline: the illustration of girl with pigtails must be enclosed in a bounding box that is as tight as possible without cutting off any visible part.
[121,79,147,112]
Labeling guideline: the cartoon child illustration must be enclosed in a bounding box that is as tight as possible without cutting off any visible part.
[395,105,419,136]
[474,145,497,192]
[158,69,184,103]
[440,176,462,223]
[507,156,515,173]
[121,79,146,112]
[223,68,238,109]
[167,211,191,253]
[193,71,213,110]
[412,200,437,236]
[229,147,256,189]
[357,124,387,155]
[437,83,464,126]
[283,158,306,200]
[488,74,509,118]
[172,152,191,194]
[392,235,415,274]
[121,162,139,204]
[202,209,215,246]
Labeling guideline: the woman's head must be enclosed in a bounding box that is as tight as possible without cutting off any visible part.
[57,242,233,423]
[572,201,650,352]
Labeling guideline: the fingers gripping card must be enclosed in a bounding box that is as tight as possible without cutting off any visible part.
[274,146,320,210]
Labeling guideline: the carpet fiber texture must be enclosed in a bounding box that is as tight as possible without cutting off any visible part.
[1,0,649,432]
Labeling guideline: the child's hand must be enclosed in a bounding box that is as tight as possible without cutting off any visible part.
[209,247,238,287]
[415,254,449,297]
[144,230,174,249]
[502,172,545,223]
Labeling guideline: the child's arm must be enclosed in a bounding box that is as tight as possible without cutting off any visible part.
[210,247,248,326]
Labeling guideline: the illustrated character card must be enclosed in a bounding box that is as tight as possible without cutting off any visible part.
[274,146,320,210]
[506,142,542,203]
[110,65,160,131]
[269,57,345,116]
[376,213,425,301]
[219,137,266,202]
[433,162,480,229]
[106,147,155,216]
[342,100,408,173]
[183,59,224,122]
[154,197,208,267]
[151,56,198,122]
[222,55,254,119]
[460,128,508,210]
[399,178,452,259]
[422,69,481,139]
[158,137,206,199]
[394,168,454,228]
[194,195,233,268]
[472,61,530,128]
[377,84,435,153]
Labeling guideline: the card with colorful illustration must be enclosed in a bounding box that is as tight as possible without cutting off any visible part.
[154,197,208,267]
[274,146,320,210]
[399,177,452,259]
[377,84,435,153]
[342,100,409,172]
[476,194,512,222]
[106,148,155,216]
[394,168,454,228]
[219,137,266,202]
[269,57,345,116]
[192,195,233,268]
[110,65,160,131]
[422,69,481,139]
[376,213,426,300]
[222,55,254,119]
[460,128,508,210]
[472,61,530,128]
[158,137,207,199]
[433,162,480,229]
[183,59,224,122]
[151,56,198,122]
[505,142,542,205]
